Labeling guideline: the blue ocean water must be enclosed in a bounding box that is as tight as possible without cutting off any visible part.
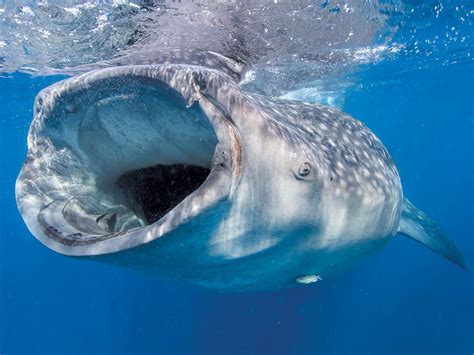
[1,3,473,355]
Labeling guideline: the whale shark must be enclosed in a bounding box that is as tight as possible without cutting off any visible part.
[16,50,467,290]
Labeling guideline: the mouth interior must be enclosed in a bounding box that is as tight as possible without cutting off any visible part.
[45,77,219,235]
[117,164,211,225]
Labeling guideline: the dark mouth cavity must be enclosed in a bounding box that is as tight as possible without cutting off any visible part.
[117,164,211,225]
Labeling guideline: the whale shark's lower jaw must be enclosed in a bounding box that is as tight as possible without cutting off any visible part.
[16,66,240,256]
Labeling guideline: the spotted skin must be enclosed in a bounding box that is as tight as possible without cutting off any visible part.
[248,95,400,197]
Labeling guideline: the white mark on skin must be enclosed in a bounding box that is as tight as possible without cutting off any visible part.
[296,274,323,284]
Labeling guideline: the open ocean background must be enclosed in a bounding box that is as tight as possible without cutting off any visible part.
[1,1,473,354]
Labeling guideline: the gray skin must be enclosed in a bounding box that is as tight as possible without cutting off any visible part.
[16,51,466,291]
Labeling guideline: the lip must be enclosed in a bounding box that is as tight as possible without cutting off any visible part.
[16,65,242,256]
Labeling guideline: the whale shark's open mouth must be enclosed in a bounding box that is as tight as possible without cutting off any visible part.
[16,66,241,255]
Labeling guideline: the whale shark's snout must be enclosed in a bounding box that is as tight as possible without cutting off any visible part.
[16,65,242,257]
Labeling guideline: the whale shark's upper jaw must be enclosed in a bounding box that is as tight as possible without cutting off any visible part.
[16,65,242,256]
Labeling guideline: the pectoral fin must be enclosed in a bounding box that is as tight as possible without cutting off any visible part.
[398,198,467,271]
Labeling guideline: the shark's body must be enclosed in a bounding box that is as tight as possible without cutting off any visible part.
[16,51,466,290]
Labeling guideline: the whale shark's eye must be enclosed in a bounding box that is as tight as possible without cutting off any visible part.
[298,162,312,177]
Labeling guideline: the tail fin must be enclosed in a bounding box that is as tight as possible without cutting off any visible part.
[398,198,468,271]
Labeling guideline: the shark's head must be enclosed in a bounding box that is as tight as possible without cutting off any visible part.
[16,60,402,290]
[16,65,245,257]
